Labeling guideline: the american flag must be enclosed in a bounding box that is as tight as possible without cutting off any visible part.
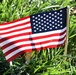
[0,7,67,62]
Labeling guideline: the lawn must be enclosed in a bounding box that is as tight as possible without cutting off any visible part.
[0,0,76,75]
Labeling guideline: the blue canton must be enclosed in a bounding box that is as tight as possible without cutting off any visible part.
[30,7,67,34]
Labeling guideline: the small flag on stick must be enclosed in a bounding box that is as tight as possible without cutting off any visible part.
[0,7,67,62]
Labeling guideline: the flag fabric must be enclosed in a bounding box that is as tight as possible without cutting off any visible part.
[0,7,67,62]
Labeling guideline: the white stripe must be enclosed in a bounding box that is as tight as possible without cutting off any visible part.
[0,27,66,46]
[3,32,66,53]
[6,38,66,60]
[0,24,30,33]
[0,18,30,28]
[1,27,66,38]
[0,28,66,46]
[0,35,30,47]
[32,27,66,37]
[1,29,66,47]
[1,29,31,37]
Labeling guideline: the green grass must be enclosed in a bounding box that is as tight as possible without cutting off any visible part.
[0,0,76,75]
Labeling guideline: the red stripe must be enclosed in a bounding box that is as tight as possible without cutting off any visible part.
[1,31,65,48]
[4,44,32,56]
[31,36,65,51]
[7,42,65,62]
[0,16,30,25]
[1,30,65,43]
[7,50,32,62]
[0,21,30,30]
[0,32,32,43]
[1,30,65,49]
[4,36,65,56]
[0,29,66,62]
[32,30,66,40]
[1,38,30,49]
[36,43,65,51]
[0,15,66,62]
[0,26,31,34]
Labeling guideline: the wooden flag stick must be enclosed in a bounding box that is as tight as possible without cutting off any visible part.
[10,61,13,75]
[25,52,32,75]
[64,6,70,57]
[25,52,32,64]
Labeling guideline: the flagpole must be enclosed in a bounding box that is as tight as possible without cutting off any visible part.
[10,61,13,75]
[25,52,32,75]
[25,52,32,64]
[64,6,70,58]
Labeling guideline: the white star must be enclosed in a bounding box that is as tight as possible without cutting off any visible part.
[60,10,62,12]
[46,15,49,17]
[35,17,37,19]
[52,25,55,27]
[60,22,62,24]
[49,13,51,15]
[57,13,60,15]
[55,27,57,29]
[47,19,49,21]
[47,22,49,24]
[52,18,54,20]
[37,28,39,30]
[55,19,57,21]
[49,20,51,22]
[36,21,38,23]
[55,15,57,17]
[41,20,43,22]
[60,14,62,16]
[36,24,38,26]
[44,17,46,20]
[39,22,41,24]
[39,29,42,31]
[34,30,36,32]
[38,15,40,17]
[61,26,63,28]
[42,27,44,29]
[41,23,43,25]
[50,28,52,30]
[33,19,35,21]
[33,23,35,25]
[39,25,41,28]
[57,17,60,19]
[43,14,46,16]
[44,21,46,23]
[52,14,54,16]
[44,25,46,27]
[60,18,62,20]
[55,12,57,14]
[41,16,43,18]
[58,24,60,26]
[38,18,40,20]
[58,21,60,23]
[47,26,49,28]
[52,22,54,24]
[49,16,51,18]
[32,16,35,18]
[34,26,36,28]
[45,28,47,30]
[55,23,57,25]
